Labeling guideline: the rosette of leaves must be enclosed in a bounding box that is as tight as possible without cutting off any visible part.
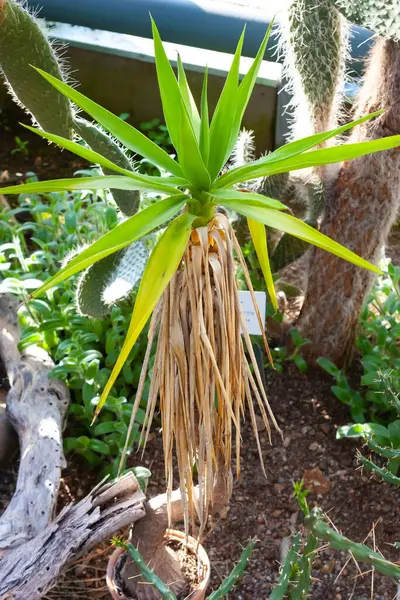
[3,19,400,531]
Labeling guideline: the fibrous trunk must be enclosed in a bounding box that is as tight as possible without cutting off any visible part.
[125,214,279,534]
[297,39,400,366]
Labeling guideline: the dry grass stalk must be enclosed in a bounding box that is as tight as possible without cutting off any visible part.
[125,214,281,533]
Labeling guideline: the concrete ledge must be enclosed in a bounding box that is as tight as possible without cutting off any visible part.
[36,22,280,154]
[46,22,282,88]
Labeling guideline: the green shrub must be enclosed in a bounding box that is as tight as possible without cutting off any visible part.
[317,262,400,425]
[0,171,155,476]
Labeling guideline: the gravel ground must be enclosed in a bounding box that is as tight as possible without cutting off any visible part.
[1,364,393,599]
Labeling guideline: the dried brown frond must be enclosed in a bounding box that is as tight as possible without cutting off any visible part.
[123,214,280,533]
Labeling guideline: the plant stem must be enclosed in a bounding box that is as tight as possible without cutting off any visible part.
[305,508,400,580]
[269,534,301,600]
[125,543,178,600]
[209,539,256,599]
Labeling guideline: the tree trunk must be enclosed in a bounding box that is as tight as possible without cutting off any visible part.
[297,39,400,366]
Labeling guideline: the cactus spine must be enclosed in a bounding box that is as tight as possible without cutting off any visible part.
[305,508,400,580]
[331,0,400,41]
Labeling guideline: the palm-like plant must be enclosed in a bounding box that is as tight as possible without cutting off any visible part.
[3,19,400,531]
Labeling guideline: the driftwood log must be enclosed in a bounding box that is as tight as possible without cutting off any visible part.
[0,474,146,598]
[0,294,70,550]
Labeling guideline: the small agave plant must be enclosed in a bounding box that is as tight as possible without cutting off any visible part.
[3,19,400,532]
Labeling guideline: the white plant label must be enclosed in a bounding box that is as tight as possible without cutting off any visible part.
[239,290,266,336]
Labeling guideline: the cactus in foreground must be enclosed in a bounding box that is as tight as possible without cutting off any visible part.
[272,509,400,597]
[271,483,400,598]
[358,453,400,485]
[270,534,300,600]
[306,508,400,580]
[111,537,255,600]
[209,539,255,599]
[112,539,177,600]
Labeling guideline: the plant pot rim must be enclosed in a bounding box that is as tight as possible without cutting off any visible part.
[107,528,210,600]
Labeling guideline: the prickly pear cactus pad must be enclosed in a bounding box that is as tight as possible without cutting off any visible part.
[331,0,400,41]
[77,240,149,317]
[0,0,73,137]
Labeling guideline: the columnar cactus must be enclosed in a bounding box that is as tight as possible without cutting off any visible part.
[259,0,400,363]
[297,37,400,364]
[74,117,140,217]
[271,507,400,598]
[280,0,348,140]
[305,508,400,580]
[75,241,148,317]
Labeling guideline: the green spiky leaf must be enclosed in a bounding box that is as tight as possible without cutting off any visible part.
[215,110,390,189]
[200,66,210,165]
[177,54,201,139]
[32,194,188,296]
[227,22,274,162]
[217,201,382,275]
[207,28,245,180]
[33,66,183,177]
[151,18,210,189]
[94,212,195,419]
[0,175,183,196]
[247,218,278,310]
[209,189,288,211]
[21,124,189,193]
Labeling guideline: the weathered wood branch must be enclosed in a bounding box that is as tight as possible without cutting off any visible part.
[0,473,146,599]
[0,294,70,549]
